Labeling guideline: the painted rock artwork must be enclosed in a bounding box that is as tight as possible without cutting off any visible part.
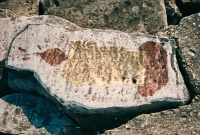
[5,20,189,129]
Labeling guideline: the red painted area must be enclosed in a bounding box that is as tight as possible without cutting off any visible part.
[38,48,68,66]
[18,47,26,52]
[138,41,168,97]
[37,45,41,50]
[22,57,31,60]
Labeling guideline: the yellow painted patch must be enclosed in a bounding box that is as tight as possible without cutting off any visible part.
[60,41,146,86]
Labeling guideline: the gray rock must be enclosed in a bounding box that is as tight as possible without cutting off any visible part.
[0,0,39,18]
[175,13,200,94]
[102,102,200,135]
[0,93,94,135]
[40,0,167,34]
[5,16,189,130]
[176,0,200,16]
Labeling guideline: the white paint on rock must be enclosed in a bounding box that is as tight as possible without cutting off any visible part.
[6,23,189,108]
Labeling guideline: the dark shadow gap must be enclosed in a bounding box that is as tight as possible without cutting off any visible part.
[39,1,45,15]
[53,0,59,7]
[0,59,15,98]
[176,0,200,16]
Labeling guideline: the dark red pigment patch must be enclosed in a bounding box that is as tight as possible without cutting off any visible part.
[22,57,31,60]
[38,48,68,66]
[37,45,41,50]
[138,41,168,97]
[18,47,26,52]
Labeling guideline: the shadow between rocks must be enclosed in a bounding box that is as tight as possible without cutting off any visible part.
[0,59,15,98]
[5,67,96,134]
[175,38,196,104]
[176,0,200,16]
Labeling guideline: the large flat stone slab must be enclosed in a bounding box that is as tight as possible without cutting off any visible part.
[0,93,94,135]
[6,18,189,130]
[40,0,167,34]
[175,13,200,94]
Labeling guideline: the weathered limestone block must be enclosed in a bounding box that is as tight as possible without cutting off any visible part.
[102,102,200,135]
[5,19,189,130]
[175,13,200,94]
[40,0,167,34]
[0,0,39,18]
[0,93,94,135]
[176,0,200,16]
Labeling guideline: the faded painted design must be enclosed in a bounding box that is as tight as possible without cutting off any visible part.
[38,48,68,66]
[138,41,168,96]
[61,41,146,86]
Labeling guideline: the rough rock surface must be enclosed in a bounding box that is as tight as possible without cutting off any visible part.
[176,0,200,16]
[40,0,167,34]
[0,93,94,135]
[175,13,200,94]
[5,17,189,130]
[102,102,200,135]
[0,0,39,18]
[164,0,182,25]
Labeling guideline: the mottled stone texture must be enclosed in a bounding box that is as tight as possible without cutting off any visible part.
[102,102,200,135]
[0,93,94,135]
[0,0,39,18]
[175,13,200,94]
[40,0,167,34]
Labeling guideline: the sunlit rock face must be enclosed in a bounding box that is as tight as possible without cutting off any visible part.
[5,16,189,130]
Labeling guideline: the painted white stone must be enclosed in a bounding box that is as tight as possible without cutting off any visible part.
[5,16,189,130]
[0,15,81,62]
